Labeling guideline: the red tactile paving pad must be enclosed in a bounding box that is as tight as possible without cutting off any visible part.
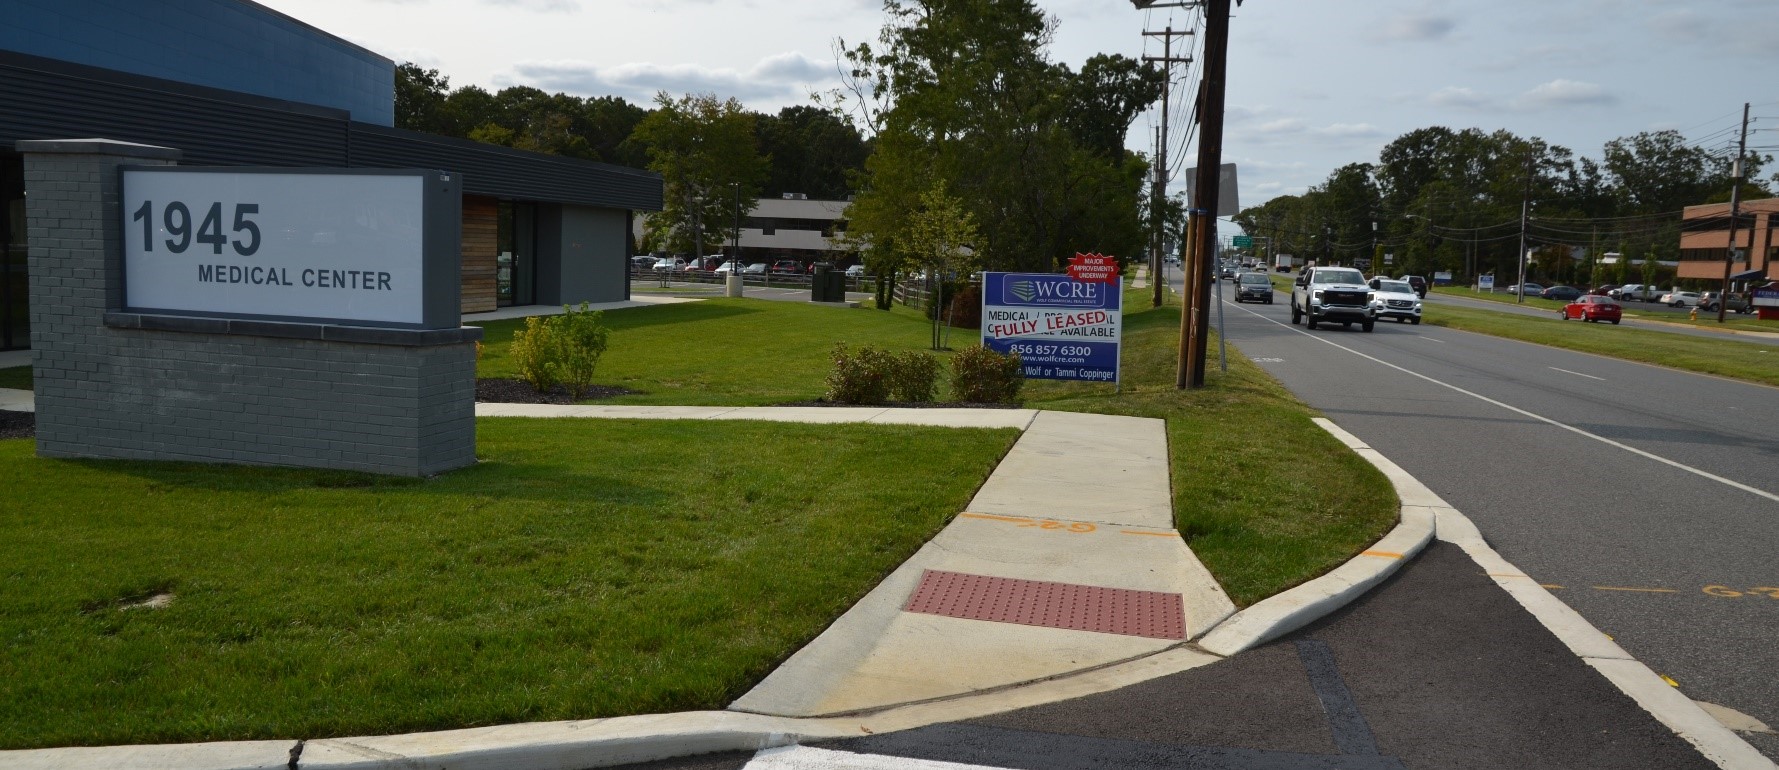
[903,569,1185,640]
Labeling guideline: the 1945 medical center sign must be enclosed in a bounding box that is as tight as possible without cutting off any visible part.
[121,167,461,327]
[981,271,1122,384]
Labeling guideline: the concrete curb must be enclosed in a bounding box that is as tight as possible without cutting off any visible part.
[1306,418,1776,770]
[1195,418,1436,656]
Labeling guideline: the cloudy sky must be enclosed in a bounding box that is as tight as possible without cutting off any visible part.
[257,0,1779,209]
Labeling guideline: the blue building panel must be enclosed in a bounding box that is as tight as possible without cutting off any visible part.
[1,0,394,125]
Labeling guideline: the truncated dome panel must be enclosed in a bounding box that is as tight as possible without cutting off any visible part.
[903,569,1185,640]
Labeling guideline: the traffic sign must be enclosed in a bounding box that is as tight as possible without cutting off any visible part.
[1233,235,1253,248]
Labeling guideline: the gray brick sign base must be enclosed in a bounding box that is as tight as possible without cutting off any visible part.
[19,139,478,477]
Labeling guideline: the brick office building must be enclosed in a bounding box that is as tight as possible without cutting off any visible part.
[0,0,663,352]
[1676,197,1779,285]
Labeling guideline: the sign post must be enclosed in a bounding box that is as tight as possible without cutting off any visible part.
[981,258,1122,387]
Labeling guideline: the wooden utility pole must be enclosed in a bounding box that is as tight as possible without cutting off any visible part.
[1717,103,1750,323]
[1180,0,1230,389]
[1144,25,1192,309]
[1514,155,1533,304]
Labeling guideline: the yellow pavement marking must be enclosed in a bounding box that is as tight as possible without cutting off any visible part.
[958,513,1097,533]
[1540,584,1564,589]
[1120,530,1179,537]
[1592,586,1680,593]
[1360,550,1403,559]
[961,513,1033,524]
[1662,675,1681,687]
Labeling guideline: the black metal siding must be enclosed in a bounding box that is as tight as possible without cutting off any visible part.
[0,50,662,211]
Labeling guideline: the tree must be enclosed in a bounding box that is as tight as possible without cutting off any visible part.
[1602,130,1726,214]
[394,63,453,135]
[904,180,980,349]
[630,92,769,257]
[756,105,869,199]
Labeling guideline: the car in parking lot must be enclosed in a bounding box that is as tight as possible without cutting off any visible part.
[1233,271,1273,304]
[1367,278,1422,324]
[771,259,803,275]
[1561,294,1621,324]
[651,257,687,272]
[1698,292,1752,313]
[1540,285,1583,301]
[1507,282,1543,296]
[741,262,768,275]
[845,264,867,278]
[1611,284,1660,302]
[1659,290,1702,307]
[631,255,657,271]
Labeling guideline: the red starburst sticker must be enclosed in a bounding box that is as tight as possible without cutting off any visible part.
[1067,252,1120,284]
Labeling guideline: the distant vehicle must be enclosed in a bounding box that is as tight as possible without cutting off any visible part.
[1612,284,1660,302]
[651,257,686,272]
[1397,275,1428,298]
[741,262,768,275]
[844,264,867,278]
[1660,290,1702,307]
[770,259,802,275]
[1291,265,1375,332]
[1368,279,1422,324]
[1220,264,1237,279]
[1561,294,1621,324]
[1274,254,1300,272]
[1540,285,1583,301]
[630,256,656,270]
[1698,292,1752,313]
[684,255,725,272]
[1233,271,1273,304]
[714,260,743,275]
[1508,282,1543,296]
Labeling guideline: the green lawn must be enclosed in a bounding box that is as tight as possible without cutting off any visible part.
[0,366,28,391]
[0,419,1017,748]
[1423,302,1779,387]
[1430,286,1773,331]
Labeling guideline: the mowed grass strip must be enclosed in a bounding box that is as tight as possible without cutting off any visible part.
[1423,302,1779,387]
[1430,286,1773,331]
[471,299,942,405]
[0,366,29,391]
[1022,290,1399,607]
[0,418,1016,748]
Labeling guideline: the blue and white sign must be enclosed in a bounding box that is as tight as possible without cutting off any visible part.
[981,272,1122,383]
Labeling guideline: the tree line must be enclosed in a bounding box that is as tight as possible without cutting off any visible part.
[395,0,1165,297]
[1233,126,1776,288]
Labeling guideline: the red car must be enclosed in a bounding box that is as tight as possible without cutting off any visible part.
[1561,294,1621,324]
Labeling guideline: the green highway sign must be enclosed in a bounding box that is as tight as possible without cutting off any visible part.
[1232,235,1253,248]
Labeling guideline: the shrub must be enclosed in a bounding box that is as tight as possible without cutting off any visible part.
[950,345,1023,404]
[510,315,560,393]
[826,343,893,404]
[887,350,941,403]
[947,283,982,329]
[554,303,610,399]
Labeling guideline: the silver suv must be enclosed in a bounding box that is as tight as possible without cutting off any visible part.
[1292,266,1376,332]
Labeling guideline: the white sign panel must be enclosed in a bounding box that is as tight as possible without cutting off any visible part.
[123,170,427,324]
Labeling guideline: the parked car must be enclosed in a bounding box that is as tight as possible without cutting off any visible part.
[1611,284,1660,302]
[1368,279,1422,324]
[844,264,867,278]
[1233,271,1274,304]
[1540,285,1583,301]
[741,262,768,275]
[1561,294,1621,324]
[651,257,687,272]
[630,255,657,271]
[770,259,802,275]
[1698,292,1752,314]
[1592,284,1620,297]
[1659,290,1702,307]
[1508,282,1543,296]
[1398,275,1428,298]
[713,260,742,275]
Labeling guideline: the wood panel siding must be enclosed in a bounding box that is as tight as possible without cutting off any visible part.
[461,195,498,313]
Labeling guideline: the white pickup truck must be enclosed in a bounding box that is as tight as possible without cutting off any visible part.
[1291,266,1377,332]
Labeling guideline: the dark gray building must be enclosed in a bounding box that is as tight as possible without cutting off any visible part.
[0,0,663,351]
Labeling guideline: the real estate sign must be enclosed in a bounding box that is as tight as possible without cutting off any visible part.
[121,167,461,328]
[981,272,1121,384]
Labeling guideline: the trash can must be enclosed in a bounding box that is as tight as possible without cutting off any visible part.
[812,262,840,302]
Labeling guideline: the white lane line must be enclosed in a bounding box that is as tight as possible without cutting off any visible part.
[1230,304,1779,504]
[1549,367,1606,381]
[1416,335,1446,343]
[748,745,1005,769]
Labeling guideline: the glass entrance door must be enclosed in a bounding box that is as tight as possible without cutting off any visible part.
[1,155,27,351]
[496,201,536,307]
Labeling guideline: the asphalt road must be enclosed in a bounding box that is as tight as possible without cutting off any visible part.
[1426,290,1775,345]
[1205,276,1779,761]
[614,544,1719,770]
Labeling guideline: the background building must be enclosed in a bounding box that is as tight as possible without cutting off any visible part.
[0,0,662,351]
[1678,197,1778,286]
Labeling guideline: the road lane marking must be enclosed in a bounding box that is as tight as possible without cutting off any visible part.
[1414,335,1446,343]
[1360,550,1404,559]
[1551,364,1608,378]
[1594,586,1679,593]
[1229,304,1779,504]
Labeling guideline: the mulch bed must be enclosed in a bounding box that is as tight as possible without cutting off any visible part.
[0,410,34,440]
[475,378,639,405]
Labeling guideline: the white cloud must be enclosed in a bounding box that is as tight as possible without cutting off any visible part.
[1370,14,1456,43]
[1314,123,1382,139]
[1517,79,1614,109]
[1428,86,1492,110]
[1257,118,1306,134]
[482,0,579,11]
[503,52,836,105]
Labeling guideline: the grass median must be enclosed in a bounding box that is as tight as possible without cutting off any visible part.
[0,419,1017,748]
[1423,302,1779,387]
[0,366,28,390]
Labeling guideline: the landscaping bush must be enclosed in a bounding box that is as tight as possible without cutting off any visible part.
[950,345,1023,404]
[887,350,941,403]
[826,343,893,404]
[947,283,982,329]
[510,315,560,392]
[554,303,611,399]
